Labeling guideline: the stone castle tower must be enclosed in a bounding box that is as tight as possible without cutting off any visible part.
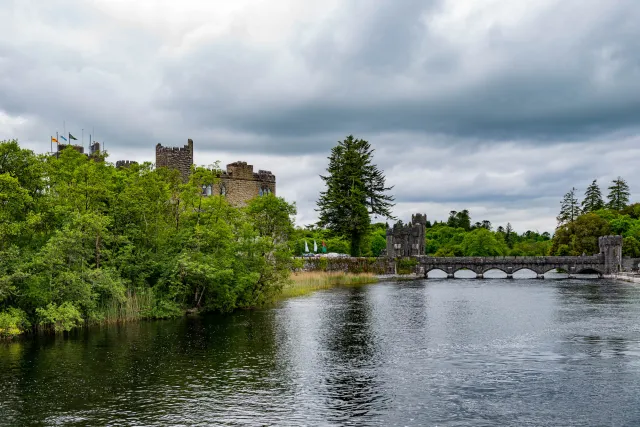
[156,139,194,182]
[385,213,427,257]
[599,235,623,274]
[153,138,276,206]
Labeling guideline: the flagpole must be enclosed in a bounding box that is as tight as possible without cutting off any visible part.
[56,132,59,158]
[82,128,84,150]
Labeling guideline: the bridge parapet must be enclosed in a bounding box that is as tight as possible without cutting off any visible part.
[413,253,608,278]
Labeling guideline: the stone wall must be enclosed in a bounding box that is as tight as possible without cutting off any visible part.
[622,257,640,272]
[298,257,396,275]
[156,139,194,182]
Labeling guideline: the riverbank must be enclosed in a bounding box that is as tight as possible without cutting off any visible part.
[280,272,379,299]
[609,273,640,284]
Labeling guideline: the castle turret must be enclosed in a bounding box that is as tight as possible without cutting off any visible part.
[385,214,427,257]
[155,138,194,182]
[599,235,623,275]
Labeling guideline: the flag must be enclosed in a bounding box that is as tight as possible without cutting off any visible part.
[314,240,318,252]
[69,133,78,141]
[59,135,68,142]
[51,136,58,144]
[304,241,309,253]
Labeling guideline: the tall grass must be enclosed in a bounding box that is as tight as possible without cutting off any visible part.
[98,289,156,324]
[280,271,378,299]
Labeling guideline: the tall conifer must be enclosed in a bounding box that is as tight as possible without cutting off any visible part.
[607,177,630,211]
[557,187,581,225]
[582,180,604,212]
[316,135,395,256]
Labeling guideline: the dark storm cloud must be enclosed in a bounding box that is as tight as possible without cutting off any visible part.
[1,0,640,232]
[156,0,640,146]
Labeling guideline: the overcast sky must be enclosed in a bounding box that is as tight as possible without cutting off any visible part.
[2,0,639,233]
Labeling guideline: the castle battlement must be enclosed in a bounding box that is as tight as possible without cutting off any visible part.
[155,139,194,182]
[116,160,138,168]
[154,139,276,206]
[385,214,427,257]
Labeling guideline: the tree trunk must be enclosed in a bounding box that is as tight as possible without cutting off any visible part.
[350,232,362,257]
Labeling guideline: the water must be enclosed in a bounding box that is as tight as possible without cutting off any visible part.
[2,278,640,426]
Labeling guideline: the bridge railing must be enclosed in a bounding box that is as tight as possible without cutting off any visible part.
[414,255,604,264]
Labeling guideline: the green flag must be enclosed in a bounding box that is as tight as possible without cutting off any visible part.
[69,133,78,141]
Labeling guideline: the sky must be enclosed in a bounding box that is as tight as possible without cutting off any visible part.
[1,0,639,233]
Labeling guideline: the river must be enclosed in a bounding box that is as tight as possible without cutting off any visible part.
[2,277,640,426]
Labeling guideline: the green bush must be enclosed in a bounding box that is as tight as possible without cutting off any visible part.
[0,308,31,338]
[36,302,84,333]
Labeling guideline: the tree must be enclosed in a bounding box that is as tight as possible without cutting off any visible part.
[551,213,610,256]
[557,187,581,225]
[316,135,395,256]
[505,223,514,248]
[460,228,506,256]
[607,177,630,211]
[582,180,604,213]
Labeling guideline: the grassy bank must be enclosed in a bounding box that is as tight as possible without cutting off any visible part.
[1,273,378,339]
[280,271,379,299]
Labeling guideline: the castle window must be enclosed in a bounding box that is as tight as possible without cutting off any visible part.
[260,186,271,196]
[202,185,212,196]
[220,184,227,196]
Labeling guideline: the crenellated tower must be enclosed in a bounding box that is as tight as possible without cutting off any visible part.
[599,235,623,274]
[155,138,194,182]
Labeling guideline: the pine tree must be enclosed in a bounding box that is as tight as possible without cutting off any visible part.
[582,179,604,213]
[316,135,395,256]
[557,187,581,225]
[606,176,630,211]
[505,222,514,248]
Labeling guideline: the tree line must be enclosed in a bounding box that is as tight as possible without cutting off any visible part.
[0,140,297,337]
[552,178,639,256]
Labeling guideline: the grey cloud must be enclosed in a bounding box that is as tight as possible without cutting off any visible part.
[1,0,640,233]
[156,0,640,144]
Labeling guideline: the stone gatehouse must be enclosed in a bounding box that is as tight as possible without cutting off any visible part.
[385,214,427,257]
[152,138,276,206]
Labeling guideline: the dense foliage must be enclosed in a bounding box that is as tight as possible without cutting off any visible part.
[551,178,637,256]
[0,140,296,337]
[316,135,395,256]
[423,217,552,257]
[291,223,388,257]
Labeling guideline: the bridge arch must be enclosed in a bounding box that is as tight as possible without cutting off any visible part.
[481,267,509,275]
[512,267,539,278]
[425,268,447,278]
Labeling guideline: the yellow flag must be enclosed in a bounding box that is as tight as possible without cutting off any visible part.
[51,136,58,144]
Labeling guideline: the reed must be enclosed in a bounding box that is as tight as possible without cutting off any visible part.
[280,271,378,299]
[98,289,156,324]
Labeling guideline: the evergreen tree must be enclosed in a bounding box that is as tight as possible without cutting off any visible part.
[505,222,514,248]
[557,187,581,225]
[316,135,395,256]
[607,176,631,211]
[582,179,604,213]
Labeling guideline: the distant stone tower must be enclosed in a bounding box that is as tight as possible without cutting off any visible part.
[385,214,427,257]
[599,235,623,274]
[116,160,138,168]
[156,138,194,182]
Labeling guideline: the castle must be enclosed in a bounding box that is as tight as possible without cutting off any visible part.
[385,214,427,257]
[118,138,276,206]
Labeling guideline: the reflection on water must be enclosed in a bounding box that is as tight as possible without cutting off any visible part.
[2,279,640,426]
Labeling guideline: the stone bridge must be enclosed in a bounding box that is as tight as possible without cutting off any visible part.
[415,254,608,279]
[385,216,625,279]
